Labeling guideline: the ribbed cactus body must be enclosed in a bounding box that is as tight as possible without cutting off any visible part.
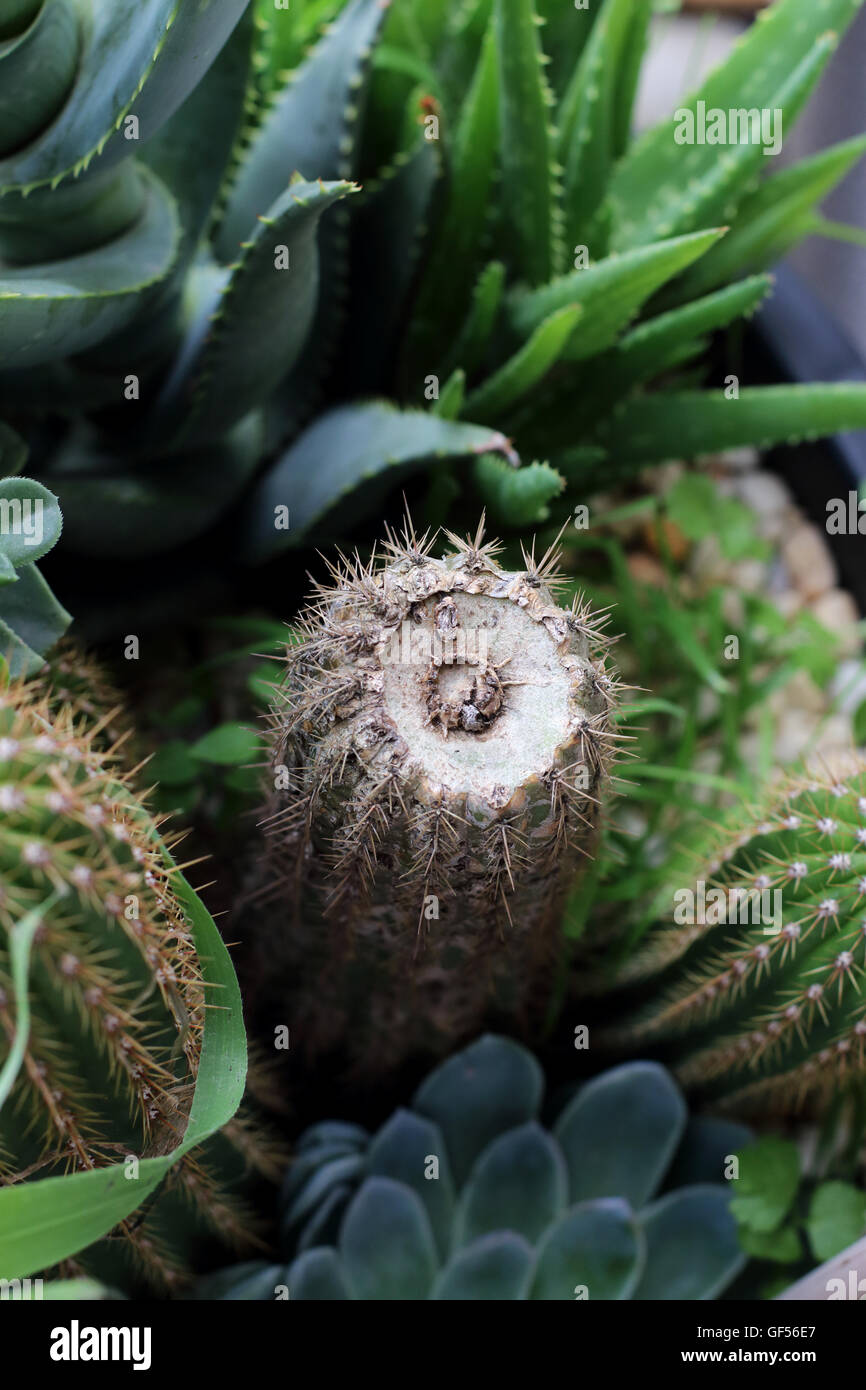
[258,523,618,1066]
[605,765,866,1113]
[0,668,271,1292]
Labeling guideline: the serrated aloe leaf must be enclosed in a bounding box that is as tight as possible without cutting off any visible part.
[433,1232,533,1300]
[154,180,354,448]
[596,384,866,467]
[0,0,79,160]
[612,0,651,159]
[0,477,61,567]
[494,0,557,286]
[554,1061,686,1210]
[343,141,440,396]
[464,305,581,422]
[367,1110,455,1260]
[663,1118,753,1191]
[669,134,866,304]
[413,1035,543,1188]
[537,0,595,97]
[142,7,257,253]
[197,1262,289,1300]
[0,422,27,477]
[0,865,246,1279]
[0,0,249,192]
[557,0,635,260]
[0,170,180,371]
[444,260,506,377]
[540,276,772,441]
[0,563,71,676]
[287,1249,352,1301]
[411,22,499,356]
[44,411,263,557]
[456,1122,568,1246]
[633,1187,745,1300]
[530,1199,644,1301]
[473,455,563,524]
[217,0,388,258]
[339,1178,439,1301]
[611,0,864,249]
[240,403,520,560]
[510,228,724,361]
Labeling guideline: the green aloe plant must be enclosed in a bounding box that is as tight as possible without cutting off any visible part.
[0,660,271,1294]
[2,0,866,590]
[0,464,68,673]
[195,1036,751,1300]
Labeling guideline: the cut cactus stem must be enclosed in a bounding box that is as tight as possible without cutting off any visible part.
[256,518,620,1068]
[603,760,866,1114]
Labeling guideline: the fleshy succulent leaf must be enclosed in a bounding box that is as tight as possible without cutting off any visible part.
[339,1177,439,1301]
[455,1121,567,1246]
[493,0,557,286]
[413,1036,544,1189]
[663,1118,753,1191]
[530,1198,644,1301]
[0,562,70,675]
[472,455,563,525]
[286,1249,352,1300]
[610,0,864,249]
[463,305,581,422]
[554,1061,686,1210]
[239,402,521,559]
[632,1187,745,1301]
[366,1110,456,1259]
[432,1232,534,1300]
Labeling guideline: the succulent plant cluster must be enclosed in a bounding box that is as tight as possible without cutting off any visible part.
[255,518,619,1068]
[2,0,866,617]
[0,663,274,1293]
[196,1036,750,1300]
[600,762,866,1114]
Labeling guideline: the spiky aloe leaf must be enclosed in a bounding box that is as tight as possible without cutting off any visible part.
[239,403,522,558]
[494,0,558,286]
[0,171,180,370]
[472,455,563,525]
[668,133,866,305]
[557,0,637,260]
[0,0,250,192]
[409,21,499,357]
[594,384,866,470]
[510,228,724,360]
[463,304,581,422]
[444,260,507,378]
[216,0,389,256]
[610,0,864,249]
[151,179,355,449]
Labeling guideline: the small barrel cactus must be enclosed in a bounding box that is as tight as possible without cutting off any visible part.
[196,1035,748,1301]
[0,666,275,1293]
[601,763,866,1113]
[256,519,618,1067]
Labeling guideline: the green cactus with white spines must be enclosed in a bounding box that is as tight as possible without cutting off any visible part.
[195,1036,750,1301]
[0,666,276,1293]
[602,764,866,1114]
[4,0,866,592]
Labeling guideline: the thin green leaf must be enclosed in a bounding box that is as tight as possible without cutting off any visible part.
[463,304,581,421]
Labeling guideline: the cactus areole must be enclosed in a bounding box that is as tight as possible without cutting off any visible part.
[261,521,618,1063]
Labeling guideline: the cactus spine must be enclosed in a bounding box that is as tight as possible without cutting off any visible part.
[603,763,866,1113]
[0,665,273,1293]
[258,519,619,1068]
